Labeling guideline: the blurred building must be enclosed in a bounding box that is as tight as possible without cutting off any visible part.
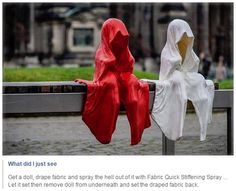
[3,3,233,69]
[3,3,109,66]
[111,3,233,68]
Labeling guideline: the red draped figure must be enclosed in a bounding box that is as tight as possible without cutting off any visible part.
[75,18,151,145]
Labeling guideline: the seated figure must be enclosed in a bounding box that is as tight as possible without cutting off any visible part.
[147,19,214,141]
[75,18,151,145]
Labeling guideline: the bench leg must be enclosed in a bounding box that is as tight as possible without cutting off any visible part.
[227,108,233,155]
[162,133,175,155]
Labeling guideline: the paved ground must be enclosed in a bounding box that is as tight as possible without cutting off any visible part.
[3,112,227,155]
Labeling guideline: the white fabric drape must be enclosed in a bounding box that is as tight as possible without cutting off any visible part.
[145,19,214,141]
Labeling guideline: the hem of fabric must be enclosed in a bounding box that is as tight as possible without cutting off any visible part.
[151,115,181,141]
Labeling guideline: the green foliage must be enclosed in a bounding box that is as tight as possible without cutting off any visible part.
[3,67,159,82]
[3,67,95,82]
[219,79,234,89]
[3,67,233,89]
[133,70,159,80]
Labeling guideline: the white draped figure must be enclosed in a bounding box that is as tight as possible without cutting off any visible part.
[150,19,214,141]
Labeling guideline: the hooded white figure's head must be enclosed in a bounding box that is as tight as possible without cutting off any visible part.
[160,19,200,80]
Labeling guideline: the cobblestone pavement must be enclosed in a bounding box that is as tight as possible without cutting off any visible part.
[3,112,227,155]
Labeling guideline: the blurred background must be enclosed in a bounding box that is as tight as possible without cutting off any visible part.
[3,2,233,81]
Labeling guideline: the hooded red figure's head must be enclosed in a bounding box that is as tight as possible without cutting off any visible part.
[94,18,134,80]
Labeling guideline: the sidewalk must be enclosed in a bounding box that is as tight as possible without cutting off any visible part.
[3,112,227,155]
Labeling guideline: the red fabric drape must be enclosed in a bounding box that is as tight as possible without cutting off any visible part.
[75,18,151,145]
